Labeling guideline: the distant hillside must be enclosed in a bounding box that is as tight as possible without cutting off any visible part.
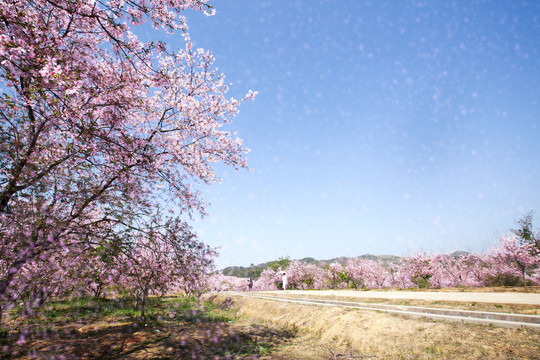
[219,254,403,279]
[357,254,402,265]
[220,257,291,279]
[450,250,469,257]
[219,251,471,279]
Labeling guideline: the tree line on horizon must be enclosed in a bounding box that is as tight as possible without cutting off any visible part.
[211,212,540,292]
[219,253,471,279]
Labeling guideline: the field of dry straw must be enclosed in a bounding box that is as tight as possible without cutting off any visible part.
[209,293,540,359]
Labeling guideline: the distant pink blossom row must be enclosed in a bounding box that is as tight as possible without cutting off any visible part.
[211,236,539,292]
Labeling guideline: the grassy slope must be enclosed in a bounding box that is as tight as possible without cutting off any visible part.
[209,292,540,359]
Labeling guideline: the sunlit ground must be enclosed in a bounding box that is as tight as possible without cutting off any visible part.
[2,290,539,359]
[0,296,294,359]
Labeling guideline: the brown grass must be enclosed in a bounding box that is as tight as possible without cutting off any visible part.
[209,293,540,359]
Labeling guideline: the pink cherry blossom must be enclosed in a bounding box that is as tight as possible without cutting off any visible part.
[0,0,253,321]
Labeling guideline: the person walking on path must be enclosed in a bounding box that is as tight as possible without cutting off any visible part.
[282,273,288,290]
[248,277,253,291]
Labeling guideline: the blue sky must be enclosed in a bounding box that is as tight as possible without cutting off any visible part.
[162,0,539,269]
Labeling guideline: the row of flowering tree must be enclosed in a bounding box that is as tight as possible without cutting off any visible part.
[211,235,539,292]
[0,0,254,323]
[2,208,218,319]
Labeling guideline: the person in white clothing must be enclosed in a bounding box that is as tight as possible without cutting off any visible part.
[282,273,288,290]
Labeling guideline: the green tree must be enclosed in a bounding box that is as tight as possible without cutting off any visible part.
[512,210,540,254]
[267,257,291,271]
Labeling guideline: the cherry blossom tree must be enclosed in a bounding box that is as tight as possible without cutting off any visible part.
[398,253,433,289]
[325,262,349,289]
[345,258,369,289]
[487,236,539,289]
[0,224,117,319]
[345,258,390,289]
[0,0,254,321]
[117,216,216,317]
[207,273,250,292]
[485,241,520,287]
[387,262,414,289]
[285,260,326,290]
[173,244,217,302]
[364,260,390,289]
[430,253,463,288]
[253,268,279,291]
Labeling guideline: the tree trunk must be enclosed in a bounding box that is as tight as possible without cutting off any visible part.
[94,283,102,299]
[140,287,149,319]
[522,268,528,292]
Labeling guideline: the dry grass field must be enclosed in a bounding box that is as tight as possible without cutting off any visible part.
[208,292,540,359]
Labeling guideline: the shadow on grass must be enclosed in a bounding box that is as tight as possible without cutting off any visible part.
[1,296,296,359]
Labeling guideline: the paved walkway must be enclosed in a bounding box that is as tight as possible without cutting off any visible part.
[261,290,540,305]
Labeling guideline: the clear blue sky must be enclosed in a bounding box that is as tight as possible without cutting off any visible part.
[161,0,539,269]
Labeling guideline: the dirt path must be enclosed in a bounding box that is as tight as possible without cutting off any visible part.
[259,289,540,305]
